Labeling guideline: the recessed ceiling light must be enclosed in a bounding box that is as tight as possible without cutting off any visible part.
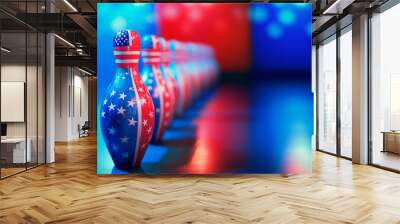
[1,47,11,53]
[322,0,354,15]
[78,67,93,76]
[63,0,78,12]
[54,34,75,48]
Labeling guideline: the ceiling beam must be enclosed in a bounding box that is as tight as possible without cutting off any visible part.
[67,13,97,46]
[55,55,96,71]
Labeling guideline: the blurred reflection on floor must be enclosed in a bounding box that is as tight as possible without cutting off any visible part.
[131,79,313,174]
[140,84,250,174]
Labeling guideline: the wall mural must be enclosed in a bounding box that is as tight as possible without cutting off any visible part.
[97,3,313,174]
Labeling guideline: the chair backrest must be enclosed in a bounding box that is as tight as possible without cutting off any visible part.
[82,121,90,129]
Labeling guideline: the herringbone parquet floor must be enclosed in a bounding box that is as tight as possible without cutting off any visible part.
[1,135,400,224]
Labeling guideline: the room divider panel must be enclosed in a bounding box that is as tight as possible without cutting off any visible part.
[0,0,47,179]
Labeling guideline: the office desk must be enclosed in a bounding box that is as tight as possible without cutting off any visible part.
[1,138,31,163]
[382,131,400,154]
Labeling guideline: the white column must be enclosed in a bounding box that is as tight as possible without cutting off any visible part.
[46,32,55,163]
[312,45,317,151]
[352,14,369,164]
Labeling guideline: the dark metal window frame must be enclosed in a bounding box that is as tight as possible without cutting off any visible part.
[367,0,400,173]
[315,0,400,173]
[0,0,48,180]
[315,23,353,161]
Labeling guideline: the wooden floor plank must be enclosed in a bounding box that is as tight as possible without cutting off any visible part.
[0,135,400,223]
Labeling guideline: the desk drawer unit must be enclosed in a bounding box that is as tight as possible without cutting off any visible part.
[383,132,400,154]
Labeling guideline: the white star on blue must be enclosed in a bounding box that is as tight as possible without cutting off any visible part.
[100,70,140,169]
[113,30,130,47]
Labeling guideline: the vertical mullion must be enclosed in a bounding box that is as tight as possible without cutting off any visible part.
[25,0,28,171]
[316,45,320,151]
[0,21,2,179]
[73,68,75,118]
[69,69,71,118]
[44,33,47,164]
[60,67,62,117]
[367,11,373,165]
[44,0,47,164]
[336,29,341,157]
[80,88,82,117]
[36,0,39,167]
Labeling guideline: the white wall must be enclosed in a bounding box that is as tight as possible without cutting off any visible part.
[55,66,69,141]
[1,64,46,163]
[1,65,27,141]
[1,65,38,137]
[54,67,89,141]
[72,72,89,138]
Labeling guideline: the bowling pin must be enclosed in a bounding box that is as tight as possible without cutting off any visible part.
[180,42,194,106]
[187,43,201,99]
[169,40,188,116]
[159,37,178,118]
[100,30,155,170]
[141,35,173,143]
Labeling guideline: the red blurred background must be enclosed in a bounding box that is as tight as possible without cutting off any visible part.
[157,3,251,73]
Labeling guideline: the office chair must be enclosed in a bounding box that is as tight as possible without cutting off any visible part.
[79,121,90,138]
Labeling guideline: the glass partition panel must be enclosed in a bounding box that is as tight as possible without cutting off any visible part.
[339,28,352,158]
[0,0,46,179]
[317,36,337,154]
[371,4,400,171]
[27,31,38,169]
[1,31,27,177]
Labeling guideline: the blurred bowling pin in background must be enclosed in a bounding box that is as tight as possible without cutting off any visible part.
[168,40,188,116]
[159,37,178,118]
[187,43,201,99]
[141,35,173,143]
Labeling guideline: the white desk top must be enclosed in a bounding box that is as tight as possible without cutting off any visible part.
[1,138,28,143]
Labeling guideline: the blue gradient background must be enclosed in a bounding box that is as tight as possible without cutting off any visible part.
[250,3,311,71]
[248,3,313,172]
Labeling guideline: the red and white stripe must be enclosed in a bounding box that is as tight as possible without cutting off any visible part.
[114,31,140,68]
[114,46,140,68]
[131,69,155,167]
